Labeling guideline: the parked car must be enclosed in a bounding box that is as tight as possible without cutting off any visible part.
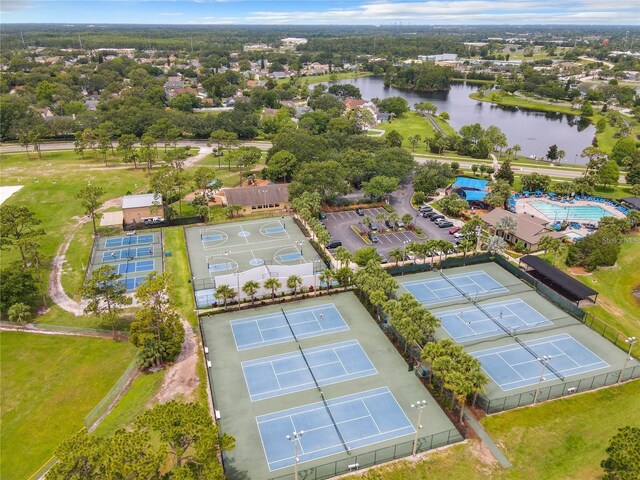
[369,222,379,231]
[319,212,327,220]
[395,220,405,228]
[449,226,461,235]
[143,217,164,226]
[424,212,440,219]
[418,205,433,212]
[385,220,394,229]
[438,221,454,228]
[379,255,388,264]
[326,240,342,249]
[368,232,379,243]
[431,215,445,222]
[355,208,364,216]
[454,232,467,239]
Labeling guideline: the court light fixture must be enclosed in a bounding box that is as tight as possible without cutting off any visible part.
[411,400,428,456]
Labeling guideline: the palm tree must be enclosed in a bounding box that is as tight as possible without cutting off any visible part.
[388,212,399,227]
[389,247,404,266]
[334,266,353,292]
[286,275,303,298]
[512,144,521,159]
[375,212,387,226]
[214,284,236,310]
[334,246,353,268]
[242,280,260,306]
[8,303,32,325]
[263,277,282,300]
[408,134,422,151]
[319,269,334,294]
[401,213,413,227]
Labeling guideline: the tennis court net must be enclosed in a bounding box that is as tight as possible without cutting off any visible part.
[439,270,512,335]
[281,308,350,454]
[515,336,566,381]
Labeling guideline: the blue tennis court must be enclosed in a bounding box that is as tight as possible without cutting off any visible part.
[265,226,285,234]
[104,234,155,248]
[473,333,610,391]
[278,252,303,262]
[102,246,154,262]
[242,340,377,402]
[256,387,415,471]
[202,233,225,242]
[114,259,155,275]
[117,276,148,292]
[209,262,234,272]
[438,299,552,343]
[231,304,349,351]
[402,271,507,306]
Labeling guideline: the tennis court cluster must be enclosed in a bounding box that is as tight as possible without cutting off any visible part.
[185,217,326,308]
[89,232,164,292]
[202,293,461,479]
[399,263,635,409]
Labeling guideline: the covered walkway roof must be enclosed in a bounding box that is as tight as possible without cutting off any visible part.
[519,255,598,303]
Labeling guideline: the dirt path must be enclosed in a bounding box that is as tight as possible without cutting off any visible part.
[184,146,213,168]
[49,197,123,316]
[153,319,200,404]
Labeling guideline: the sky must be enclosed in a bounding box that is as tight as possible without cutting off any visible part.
[1,0,639,25]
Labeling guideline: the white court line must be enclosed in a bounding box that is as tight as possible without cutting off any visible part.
[360,400,382,434]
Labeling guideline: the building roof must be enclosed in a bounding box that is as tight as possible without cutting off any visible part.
[344,98,365,110]
[520,255,598,300]
[453,177,488,191]
[621,196,640,209]
[459,190,488,201]
[122,193,163,209]
[481,208,563,245]
[223,184,289,206]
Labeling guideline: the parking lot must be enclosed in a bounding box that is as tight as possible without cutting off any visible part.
[324,207,437,257]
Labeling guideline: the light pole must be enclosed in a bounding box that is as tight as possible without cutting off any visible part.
[296,240,303,256]
[533,355,552,405]
[403,240,409,262]
[286,430,304,479]
[411,400,428,456]
[619,336,637,384]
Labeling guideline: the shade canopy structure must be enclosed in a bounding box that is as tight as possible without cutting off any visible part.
[459,190,488,201]
[453,177,488,191]
[519,255,598,304]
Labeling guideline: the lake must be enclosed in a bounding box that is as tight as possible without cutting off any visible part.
[326,77,595,165]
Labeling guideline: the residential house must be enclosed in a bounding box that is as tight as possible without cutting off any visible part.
[481,208,564,252]
[344,98,365,111]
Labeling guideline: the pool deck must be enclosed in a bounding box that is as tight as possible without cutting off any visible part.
[514,197,626,239]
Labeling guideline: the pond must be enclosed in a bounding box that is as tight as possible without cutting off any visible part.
[326,77,595,165]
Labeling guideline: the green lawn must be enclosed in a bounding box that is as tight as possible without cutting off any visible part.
[278,71,372,85]
[0,332,136,480]
[345,380,640,480]
[92,370,165,438]
[379,112,439,148]
[569,232,639,337]
[163,227,198,328]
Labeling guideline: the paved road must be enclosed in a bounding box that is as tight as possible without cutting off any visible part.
[388,180,459,243]
[4,139,624,182]
[0,139,272,153]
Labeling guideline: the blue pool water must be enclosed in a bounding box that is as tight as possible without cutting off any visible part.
[529,201,613,221]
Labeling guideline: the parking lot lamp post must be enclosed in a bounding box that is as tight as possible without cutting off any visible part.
[619,336,637,384]
[533,355,551,405]
[403,240,409,262]
[411,400,428,456]
[286,430,304,479]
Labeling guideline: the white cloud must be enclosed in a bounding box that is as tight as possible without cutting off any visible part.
[243,0,639,24]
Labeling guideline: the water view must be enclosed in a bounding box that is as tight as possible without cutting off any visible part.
[328,77,596,164]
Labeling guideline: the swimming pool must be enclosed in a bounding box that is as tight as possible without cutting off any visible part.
[529,200,613,222]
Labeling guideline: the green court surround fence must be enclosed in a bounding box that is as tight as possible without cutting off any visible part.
[478,364,640,414]
[268,428,464,480]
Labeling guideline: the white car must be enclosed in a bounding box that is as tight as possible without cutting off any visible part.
[454,232,466,239]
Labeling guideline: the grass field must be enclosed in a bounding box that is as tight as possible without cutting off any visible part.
[0,332,136,480]
[278,71,372,85]
[379,111,456,148]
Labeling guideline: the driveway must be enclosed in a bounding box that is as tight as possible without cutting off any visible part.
[388,180,457,243]
[324,207,426,257]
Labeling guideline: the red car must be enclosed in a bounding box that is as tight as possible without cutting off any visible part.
[449,226,461,235]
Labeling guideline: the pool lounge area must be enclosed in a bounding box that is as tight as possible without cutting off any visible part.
[509,193,628,240]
